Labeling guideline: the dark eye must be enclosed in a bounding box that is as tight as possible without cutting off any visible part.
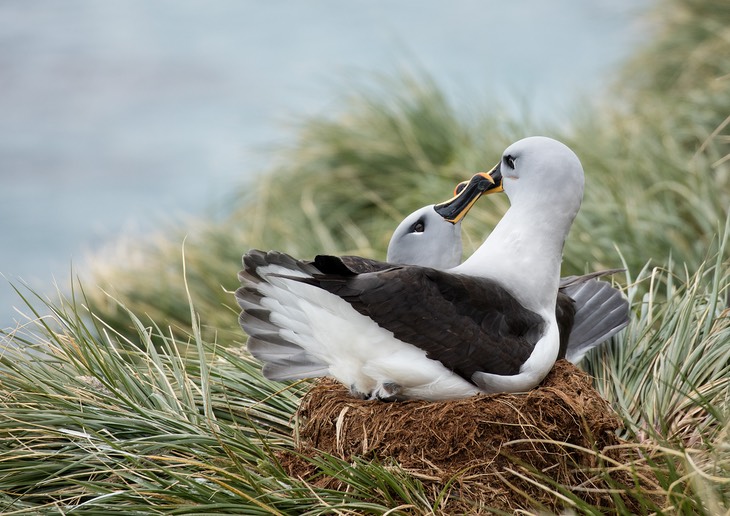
[410,219,425,233]
[504,155,516,169]
[453,181,468,196]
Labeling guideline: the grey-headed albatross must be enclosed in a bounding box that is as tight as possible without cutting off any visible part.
[238,137,603,400]
[371,190,628,365]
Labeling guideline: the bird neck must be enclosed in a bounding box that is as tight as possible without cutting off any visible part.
[454,201,577,316]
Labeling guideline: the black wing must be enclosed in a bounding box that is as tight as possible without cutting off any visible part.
[313,254,394,275]
[307,264,547,380]
[555,292,576,360]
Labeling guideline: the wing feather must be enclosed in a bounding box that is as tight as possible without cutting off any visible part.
[307,264,547,378]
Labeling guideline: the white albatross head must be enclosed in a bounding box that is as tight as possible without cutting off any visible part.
[386,171,500,269]
[494,136,584,213]
[386,205,463,269]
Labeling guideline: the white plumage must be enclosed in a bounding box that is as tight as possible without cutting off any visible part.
[238,136,619,400]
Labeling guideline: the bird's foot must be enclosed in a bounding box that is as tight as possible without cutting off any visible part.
[348,384,369,400]
[370,381,403,402]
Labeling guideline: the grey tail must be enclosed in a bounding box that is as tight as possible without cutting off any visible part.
[235,249,329,381]
[559,270,630,364]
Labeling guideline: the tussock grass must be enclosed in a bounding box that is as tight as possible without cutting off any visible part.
[586,253,730,446]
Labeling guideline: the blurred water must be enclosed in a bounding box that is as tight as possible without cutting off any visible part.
[0,0,648,328]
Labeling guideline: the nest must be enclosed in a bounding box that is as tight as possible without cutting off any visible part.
[280,360,662,513]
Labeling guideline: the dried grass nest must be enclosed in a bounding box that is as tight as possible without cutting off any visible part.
[280,360,662,513]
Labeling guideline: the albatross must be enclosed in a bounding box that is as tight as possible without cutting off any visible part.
[237,136,609,400]
[381,189,628,365]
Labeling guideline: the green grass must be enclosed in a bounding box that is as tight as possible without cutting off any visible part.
[2,0,730,512]
[585,246,730,446]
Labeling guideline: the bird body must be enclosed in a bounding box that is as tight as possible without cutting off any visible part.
[237,137,622,400]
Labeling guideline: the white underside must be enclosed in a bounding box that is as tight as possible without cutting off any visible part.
[472,320,559,392]
[255,264,557,400]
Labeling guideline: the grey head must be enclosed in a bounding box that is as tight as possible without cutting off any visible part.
[385,173,498,270]
[386,204,463,269]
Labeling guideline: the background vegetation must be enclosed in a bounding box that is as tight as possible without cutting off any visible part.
[1,0,729,513]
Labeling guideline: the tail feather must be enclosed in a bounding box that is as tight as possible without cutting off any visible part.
[246,335,303,359]
[236,249,330,381]
[262,360,329,381]
[561,277,629,364]
[238,307,281,335]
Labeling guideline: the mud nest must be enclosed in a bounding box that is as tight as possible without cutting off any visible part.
[280,360,662,513]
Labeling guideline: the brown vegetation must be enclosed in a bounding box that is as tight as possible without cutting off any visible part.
[281,360,662,513]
